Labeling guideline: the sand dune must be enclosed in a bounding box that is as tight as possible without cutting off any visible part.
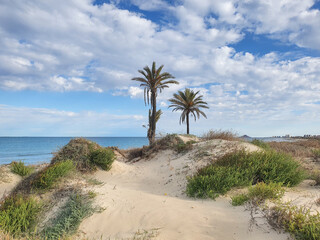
[78,140,290,240]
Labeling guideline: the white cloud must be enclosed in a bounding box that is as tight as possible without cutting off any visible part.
[0,104,145,136]
[0,0,320,136]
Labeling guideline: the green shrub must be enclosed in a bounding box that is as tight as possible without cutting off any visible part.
[231,182,284,206]
[248,182,284,202]
[251,139,270,150]
[231,194,250,206]
[43,193,94,240]
[175,140,195,153]
[32,160,74,189]
[90,148,115,171]
[0,195,40,235]
[52,138,99,172]
[11,161,34,177]
[268,203,320,240]
[187,150,305,199]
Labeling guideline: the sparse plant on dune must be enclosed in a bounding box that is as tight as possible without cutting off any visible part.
[169,88,208,135]
[202,129,238,141]
[132,61,178,145]
[11,161,34,177]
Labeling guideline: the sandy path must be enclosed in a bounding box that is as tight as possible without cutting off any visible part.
[79,142,290,240]
[0,165,21,200]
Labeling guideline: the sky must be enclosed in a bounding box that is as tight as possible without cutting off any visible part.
[0,0,320,137]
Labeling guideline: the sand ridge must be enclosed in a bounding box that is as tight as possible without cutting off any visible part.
[78,139,290,240]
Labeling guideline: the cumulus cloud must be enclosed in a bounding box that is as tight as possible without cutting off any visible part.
[0,0,320,136]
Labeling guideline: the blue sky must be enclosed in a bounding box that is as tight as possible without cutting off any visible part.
[0,0,320,137]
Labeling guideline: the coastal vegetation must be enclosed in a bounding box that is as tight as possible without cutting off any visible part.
[251,139,271,150]
[1,135,320,239]
[231,182,285,206]
[266,202,320,240]
[0,138,115,240]
[132,61,178,145]
[202,129,239,141]
[186,150,305,199]
[0,194,41,236]
[168,88,208,134]
[32,160,75,189]
[10,161,34,177]
[52,138,115,172]
[43,192,95,240]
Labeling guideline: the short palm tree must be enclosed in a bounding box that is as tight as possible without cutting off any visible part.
[169,88,209,134]
[132,62,178,145]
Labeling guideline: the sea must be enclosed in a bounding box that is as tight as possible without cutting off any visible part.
[0,136,295,166]
[0,137,149,165]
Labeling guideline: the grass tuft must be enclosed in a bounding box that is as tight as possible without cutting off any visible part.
[11,161,34,177]
[32,160,74,189]
[248,182,285,202]
[266,203,320,240]
[187,150,305,199]
[90,148,115,171]
[43,193,94,240]
[0,194,41,236]
[231,182,284,206]
[231,193,250,206]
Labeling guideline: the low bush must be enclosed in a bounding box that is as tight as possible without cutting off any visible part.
[125,134,185,161]
[251,139,270,150]
[187,150,305,199]
[248,182,284,202]
[0,194,40,235]
[10,161,34,177]
[52,138,99,171]
[175,140,195,153]
[231,193,250,206]
[202,129,238,141]
[231,182,284,206]
[90,148,115,171]
[267,203,320,240]
[43,193,94,240]
[32,160,74,189]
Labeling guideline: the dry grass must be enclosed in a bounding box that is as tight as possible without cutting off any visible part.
[202,129,239,141]
[268,139,320,158]
[125,134,184,161]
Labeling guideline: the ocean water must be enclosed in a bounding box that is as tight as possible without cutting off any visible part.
[0,137,148,165]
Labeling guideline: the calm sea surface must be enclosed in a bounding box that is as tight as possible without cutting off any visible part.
[0,136,295,165]
[0,137,148,165]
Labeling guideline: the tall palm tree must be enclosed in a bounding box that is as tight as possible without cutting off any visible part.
[169,88,209,134]
[132,61,178,145]
[143,109,162,141]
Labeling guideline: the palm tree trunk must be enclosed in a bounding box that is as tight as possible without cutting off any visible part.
[150,91,157,145]
[186,112,190,135]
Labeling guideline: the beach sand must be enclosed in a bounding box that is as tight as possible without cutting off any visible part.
[78,139,290,240]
